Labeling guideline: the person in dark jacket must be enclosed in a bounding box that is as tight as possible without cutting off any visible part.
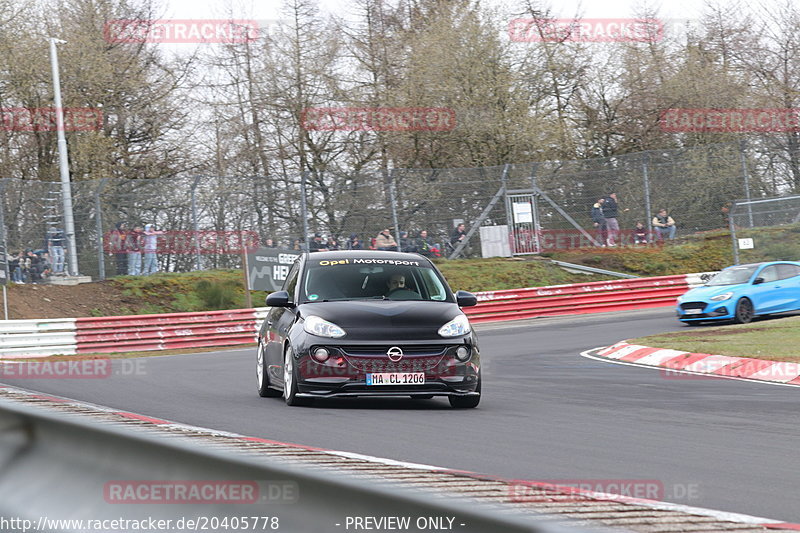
[416,230,436,257]
[590,198,606,246]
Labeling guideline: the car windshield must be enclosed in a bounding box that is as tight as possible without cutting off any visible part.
[301,257,454,303]
[705,265,759,286]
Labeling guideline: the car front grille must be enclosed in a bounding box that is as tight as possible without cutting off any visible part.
[338,345,449,357]
[680,302,707,311]
[336,345,450,373]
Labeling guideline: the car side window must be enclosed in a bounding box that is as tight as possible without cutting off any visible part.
[283,261,301,301]
[759,265,779,283]
[777,264,800,280]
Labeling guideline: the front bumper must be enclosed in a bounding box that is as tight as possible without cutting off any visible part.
[676,301,733,322]
[293,339,480,398]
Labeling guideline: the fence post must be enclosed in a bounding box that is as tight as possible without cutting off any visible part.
[729,201,739,265]
[530,163,541,253]
[389,170,401,251]
[95,178,108,280]
[190,176,201,271]
[300,171,309,251]
[739,139,754,228]
[0,180,9,319]
[642,153,653,238]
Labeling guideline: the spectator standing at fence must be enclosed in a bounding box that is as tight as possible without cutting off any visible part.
[9,251,22,283]
[416,230,436,257]
[602,192,623,246]
[633,222,648,244]
[309,233,328,252]
[326,236,340,250]
[450,223,467,249]
[109,222,129,275]
[25,250,42,283]
[45,227,66,275]
[126,224,144,275]
[590,197,606,246]
[142,224,165,275]
[399,231,417,253]
[265,238,277,248]
[348,233,363,250]
[375,228,398,251]
[653,209,676,240]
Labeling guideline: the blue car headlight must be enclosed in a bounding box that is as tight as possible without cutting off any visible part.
[710,292,734,301]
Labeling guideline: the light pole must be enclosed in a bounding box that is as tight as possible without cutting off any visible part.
[48,37,79,276]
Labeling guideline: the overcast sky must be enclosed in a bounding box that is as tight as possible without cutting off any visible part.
[157,0,712,31]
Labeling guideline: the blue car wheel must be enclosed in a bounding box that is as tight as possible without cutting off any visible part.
[734,298,754,324]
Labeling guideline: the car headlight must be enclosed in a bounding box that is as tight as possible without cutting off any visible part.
[710,292,733,301]
[438,314,471,337]
[303,315,346,338]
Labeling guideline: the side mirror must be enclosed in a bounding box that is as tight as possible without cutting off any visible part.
[753,277,765,285]
[266,291,293,307]
[455,290,478,307]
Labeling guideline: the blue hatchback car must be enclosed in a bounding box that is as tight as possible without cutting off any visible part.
[676,261,800,324]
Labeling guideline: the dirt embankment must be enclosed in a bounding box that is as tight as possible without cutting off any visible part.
[2,282,138,320]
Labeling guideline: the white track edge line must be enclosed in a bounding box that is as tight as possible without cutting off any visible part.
[581,347,800,389]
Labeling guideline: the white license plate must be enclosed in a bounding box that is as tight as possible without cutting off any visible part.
[366,372,425,385]
[684,309,702,315]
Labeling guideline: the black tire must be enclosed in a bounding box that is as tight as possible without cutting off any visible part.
[449,374,481,409]
[283,344,312,406]
[733,298,754,324]
[257,341,281,397]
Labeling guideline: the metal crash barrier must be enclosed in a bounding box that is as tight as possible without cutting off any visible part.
[0,400,584,533]
[466,273,714,323]
[0,273,715,357]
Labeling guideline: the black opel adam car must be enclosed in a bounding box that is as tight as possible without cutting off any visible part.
[256,250,481,408]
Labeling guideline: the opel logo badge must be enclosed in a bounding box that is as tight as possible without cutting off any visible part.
[387,346,403,362]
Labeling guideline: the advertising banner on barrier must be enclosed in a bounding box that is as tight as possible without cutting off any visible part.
[246,248,301,292]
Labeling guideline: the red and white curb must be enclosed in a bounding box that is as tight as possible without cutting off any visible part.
[585,341,800,386]
[1,384,798,531]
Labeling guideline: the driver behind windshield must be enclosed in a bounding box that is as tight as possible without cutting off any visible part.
[385,272,421,300]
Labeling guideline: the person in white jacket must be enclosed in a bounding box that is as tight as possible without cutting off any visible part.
[142,223,165,275]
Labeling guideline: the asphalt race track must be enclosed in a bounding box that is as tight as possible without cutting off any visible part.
[3,308,800,522]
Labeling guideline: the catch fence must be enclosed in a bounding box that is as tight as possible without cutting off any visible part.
[0,141,774,279]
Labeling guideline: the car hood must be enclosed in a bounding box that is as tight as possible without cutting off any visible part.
[297,300,463,341]
[681,284,744,301]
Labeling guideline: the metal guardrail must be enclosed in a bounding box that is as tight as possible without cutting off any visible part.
[0,399,583,533]
[1,273,718,356]
[466,274,708,323]
[550,260,640,279]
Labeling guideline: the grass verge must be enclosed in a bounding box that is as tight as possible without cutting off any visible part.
[629,316,800,362]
